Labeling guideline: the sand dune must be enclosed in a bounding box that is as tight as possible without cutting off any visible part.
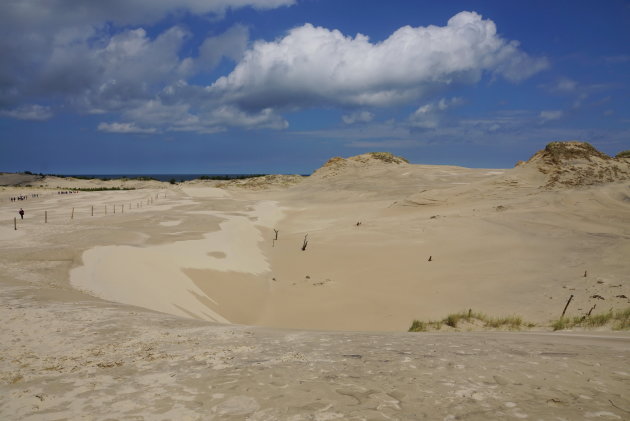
[1,143,629,419]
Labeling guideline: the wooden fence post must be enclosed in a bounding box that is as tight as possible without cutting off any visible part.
[14,217,17,230]
[561,294,574,318]
[71,208,74,219]
[45,211,47,223]
[91,206,94,216]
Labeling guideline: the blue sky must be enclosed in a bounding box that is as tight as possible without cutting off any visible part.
[1,0,629,174]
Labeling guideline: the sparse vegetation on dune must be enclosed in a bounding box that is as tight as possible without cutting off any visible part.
[409,309,531,332]
[616,150,630,159]
[552,307,630,331]
[410,307,630,332]
[542,141,610,163]
[367,152,409,164]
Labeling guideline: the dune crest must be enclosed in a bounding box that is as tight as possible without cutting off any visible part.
[311,152,409,179]
[518,141,630,188]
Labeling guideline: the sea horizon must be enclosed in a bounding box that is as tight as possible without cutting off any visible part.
[65,173,309,182]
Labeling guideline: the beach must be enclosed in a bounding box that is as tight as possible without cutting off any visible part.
[1,144,630,419]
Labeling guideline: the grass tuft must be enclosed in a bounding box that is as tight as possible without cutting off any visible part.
[551,307,630,331]
[409,320,427,332]
[411,307,630,332]
[409,309,527,332]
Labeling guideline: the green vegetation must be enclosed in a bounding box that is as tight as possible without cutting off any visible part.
[410,307,630,332]
[409,320,427,332]
[552,307,630,331]
[409,309,529,332]
[616,150,630,159]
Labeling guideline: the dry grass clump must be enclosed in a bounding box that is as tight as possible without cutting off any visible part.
[543,141,610,164]
[409,309,530,332]
[322,157,346,167]
[367,152,409,164]
[616,150,630,159]
[552,307,630,331]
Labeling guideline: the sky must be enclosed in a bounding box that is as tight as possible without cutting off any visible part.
[1,0,629,174]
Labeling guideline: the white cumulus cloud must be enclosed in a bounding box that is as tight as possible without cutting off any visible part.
[0,1,293,114]
[209,12,548,110]
[0,105,53,121]
[539,110,564,121]
[342,111,375,124]
[97,122,158,134]
[409,97,463,128]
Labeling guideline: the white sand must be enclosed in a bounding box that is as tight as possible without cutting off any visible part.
[1,147,629,419]
[70,201,284,322]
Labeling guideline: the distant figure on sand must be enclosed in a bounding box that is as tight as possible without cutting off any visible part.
[19,208,24,219]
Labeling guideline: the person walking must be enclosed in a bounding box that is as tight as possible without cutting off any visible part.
[19,208,24,219]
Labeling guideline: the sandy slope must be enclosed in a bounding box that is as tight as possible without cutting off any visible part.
[1,145,630,419]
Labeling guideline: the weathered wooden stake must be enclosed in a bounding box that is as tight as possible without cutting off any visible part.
[121,204,124,214]
[301,234,308,251]
[91,205,94,216]
[428,255,432,262]
[274,229,279,240]
[71,208,74,219]
[45,211,47,223]
[113,205,116,214]
[14,217,17,230]
[561,294,574,318]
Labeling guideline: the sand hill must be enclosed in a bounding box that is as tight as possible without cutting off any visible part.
[517,141,630,188]
[311,152,409,179]
[1,141,629,419]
